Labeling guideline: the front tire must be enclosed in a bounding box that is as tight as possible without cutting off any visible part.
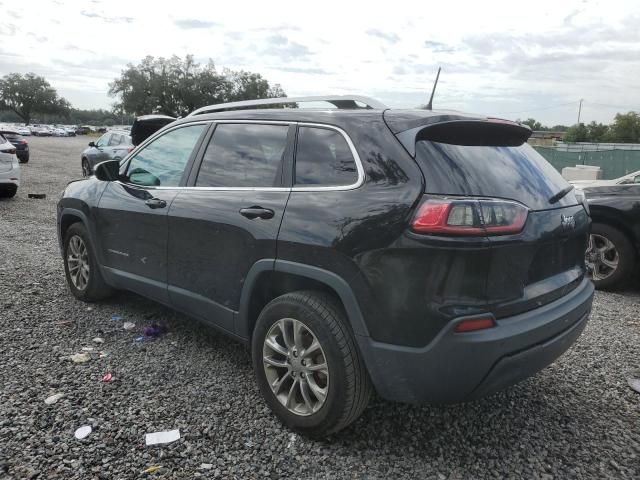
[81,158,91,177]
[63,223,112,301]
[586,223,635,290]
[252,291,372,437]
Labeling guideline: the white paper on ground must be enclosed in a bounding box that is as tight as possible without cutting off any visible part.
[145,429,180,446]
[74,425,92,439]
[628,377,640,394]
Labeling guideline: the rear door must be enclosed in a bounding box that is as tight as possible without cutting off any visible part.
[95,123,209,303]
[167,122,293,334]
[412,122,590,316]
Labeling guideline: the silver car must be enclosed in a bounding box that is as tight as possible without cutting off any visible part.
[80,131,133,176]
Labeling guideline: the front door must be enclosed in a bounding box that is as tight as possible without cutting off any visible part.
[95,123,209,303]
[167,122,293,333]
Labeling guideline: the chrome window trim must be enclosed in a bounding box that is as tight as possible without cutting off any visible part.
[118,120,365,193]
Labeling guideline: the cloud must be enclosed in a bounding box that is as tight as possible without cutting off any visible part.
[277,66,332,75]
[262,34,311,60]
[80,11,133,24]
[174,19,218,29]
[366,29,399,43]
[424,40,456,53]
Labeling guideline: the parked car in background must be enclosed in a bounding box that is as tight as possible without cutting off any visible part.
[0,134,20,198]
[53,127,69,137]
[80,130,133,176]
[0,130,29,163]
[580,183,640,289]
[571,170,640,188]
[58,96,594,436]
[33,126,52,136]
[75,126,92,135]
[16,127,31,136]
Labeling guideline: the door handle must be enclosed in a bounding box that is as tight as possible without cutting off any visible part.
[239,206,275,220]
[145,198,167,209]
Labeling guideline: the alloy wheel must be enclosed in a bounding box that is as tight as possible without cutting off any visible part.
[585,233,619,281]
[262,318,329,416]
[67,235,90,290]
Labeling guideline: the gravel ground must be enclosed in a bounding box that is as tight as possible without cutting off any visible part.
[0,136,639,479]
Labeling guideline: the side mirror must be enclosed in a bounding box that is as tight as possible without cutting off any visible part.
[88,141,96,147]
[94,160,121,181]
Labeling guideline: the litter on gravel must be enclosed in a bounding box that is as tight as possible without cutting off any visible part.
[74,425,92,440]
[69,353,91,363]
[142,465,162,475]
[145,429,180,446]
[111,314,123,322]
[44,393,64,405]
[123,322,135,331]
[92,337,104,344]
[628,376,640,394]
[101,373,113,383]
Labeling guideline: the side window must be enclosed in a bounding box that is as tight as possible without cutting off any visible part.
[95,133,110,147]
[125,124,206,187]
[108,134,121,146]
[196,123,289,188]
[294,127,358,186]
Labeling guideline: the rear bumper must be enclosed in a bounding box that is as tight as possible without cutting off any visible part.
[357,277,594,404]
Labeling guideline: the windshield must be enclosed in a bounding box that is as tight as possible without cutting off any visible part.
[415,141,577,210]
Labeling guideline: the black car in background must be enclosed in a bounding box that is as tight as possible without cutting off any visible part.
[0,130,29,163]
[58,96,594,436]
[582,184,640,289]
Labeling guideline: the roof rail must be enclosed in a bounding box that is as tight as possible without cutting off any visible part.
[187,95,388,116]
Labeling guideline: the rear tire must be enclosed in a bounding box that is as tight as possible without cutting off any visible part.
[586,223,635,290]
[252,290,372,437]
[0,186,17,198]
[63,223,113,301]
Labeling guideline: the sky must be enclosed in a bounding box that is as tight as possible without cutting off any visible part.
[1,0,639,126]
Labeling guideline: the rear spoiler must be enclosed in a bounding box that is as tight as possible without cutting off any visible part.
[130,115,176,146]
[392,117,532,157]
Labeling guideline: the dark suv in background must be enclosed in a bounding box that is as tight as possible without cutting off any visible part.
[0,130,29,163]
[80,130,133,176]
[57,96,594,436]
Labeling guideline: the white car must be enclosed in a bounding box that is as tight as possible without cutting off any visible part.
[0,134,20,198]
[571,170,640,188]
[53,128,68,137]
[16,127,31,136]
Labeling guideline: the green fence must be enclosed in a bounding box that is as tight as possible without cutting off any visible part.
[534,147,640,179]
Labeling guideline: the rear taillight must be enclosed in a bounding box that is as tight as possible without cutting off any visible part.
[454,316,496,333]
[412,197,528,236]
[1,148,16,155]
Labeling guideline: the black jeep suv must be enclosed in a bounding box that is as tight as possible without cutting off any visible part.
[57,96,594,436]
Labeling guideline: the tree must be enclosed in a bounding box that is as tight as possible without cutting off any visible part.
[109,55,286,117]
[607,112,640,143]
[564,123,589,142]
[585,121,610,143]
[520,118,543,131]
[0,73,70,125]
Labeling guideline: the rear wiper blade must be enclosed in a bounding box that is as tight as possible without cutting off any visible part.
[548,185,574,204]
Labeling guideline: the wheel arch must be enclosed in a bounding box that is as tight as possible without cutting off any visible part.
[237,260,370,341]
[590,207,639,250]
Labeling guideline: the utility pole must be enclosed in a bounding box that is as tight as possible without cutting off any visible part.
[577,98,584,125]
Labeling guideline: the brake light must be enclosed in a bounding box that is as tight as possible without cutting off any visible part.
[412,197,528,236]
[454,316,496,333]
[1,148,16,155]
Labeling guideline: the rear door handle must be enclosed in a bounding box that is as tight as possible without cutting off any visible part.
[239,206,275,219]
[145,198,167,209]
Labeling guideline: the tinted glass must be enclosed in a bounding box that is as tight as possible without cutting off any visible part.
[196,123,289,187]
[415,141,575,210]
[126,124,206,187]
[2,133,19,140]
[108,134,122,146]
[95,133,110,147]
[295,127,357,186]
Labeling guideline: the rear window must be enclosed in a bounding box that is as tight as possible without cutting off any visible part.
[294,127,358,186]
[415,141,574,210]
